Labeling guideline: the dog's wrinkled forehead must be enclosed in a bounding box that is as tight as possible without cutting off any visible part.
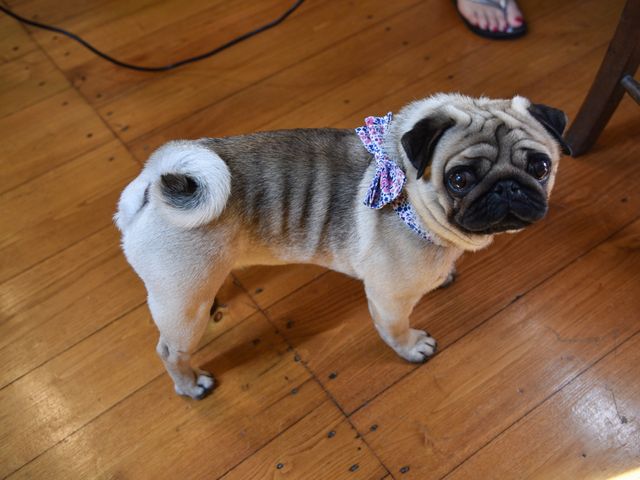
[441,98,557,155]
[442,107,550,173]
[393,94,569,181]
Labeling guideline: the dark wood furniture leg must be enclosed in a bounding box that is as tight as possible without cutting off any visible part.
[565,0,640,157]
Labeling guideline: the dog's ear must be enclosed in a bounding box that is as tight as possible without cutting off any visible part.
[527,103,572,156]
[401,116,454,179]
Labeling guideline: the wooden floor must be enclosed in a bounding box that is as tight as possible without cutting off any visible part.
[1,0,639,478]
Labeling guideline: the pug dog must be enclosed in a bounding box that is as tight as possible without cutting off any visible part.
[115,94,570,399]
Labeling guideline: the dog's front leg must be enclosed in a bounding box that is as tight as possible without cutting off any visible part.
[364,284,436,363]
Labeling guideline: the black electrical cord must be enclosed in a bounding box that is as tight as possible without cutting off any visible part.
[0,1,305,72]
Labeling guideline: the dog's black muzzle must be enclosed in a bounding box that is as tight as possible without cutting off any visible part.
[456,178,548,234]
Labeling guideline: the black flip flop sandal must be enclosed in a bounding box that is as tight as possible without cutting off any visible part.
[454,0,527,40]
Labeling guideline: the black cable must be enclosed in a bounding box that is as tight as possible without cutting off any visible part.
[0,1,305,72]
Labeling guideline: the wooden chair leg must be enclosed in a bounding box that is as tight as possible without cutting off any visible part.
[565,0,640,157]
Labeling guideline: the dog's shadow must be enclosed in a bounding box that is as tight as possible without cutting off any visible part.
[198,270,368,384]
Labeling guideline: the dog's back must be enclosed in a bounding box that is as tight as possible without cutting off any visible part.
[205,129,371,255]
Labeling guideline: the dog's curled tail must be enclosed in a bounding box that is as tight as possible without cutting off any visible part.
[115,141,231,230]
[153,141,231,229]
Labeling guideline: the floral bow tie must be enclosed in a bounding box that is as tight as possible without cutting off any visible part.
[356,113,434,243]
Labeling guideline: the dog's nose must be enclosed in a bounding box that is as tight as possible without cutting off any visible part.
[492,180,523,199]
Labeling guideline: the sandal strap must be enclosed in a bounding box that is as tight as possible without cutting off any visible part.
[466,0,508,14]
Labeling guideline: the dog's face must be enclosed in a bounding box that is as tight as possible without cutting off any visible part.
[398,95,570,238]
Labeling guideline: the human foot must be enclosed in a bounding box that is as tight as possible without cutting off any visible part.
[455,0,526,39]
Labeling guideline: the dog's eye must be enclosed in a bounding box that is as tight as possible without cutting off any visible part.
[447,168,476,194]
[527,154,551,181]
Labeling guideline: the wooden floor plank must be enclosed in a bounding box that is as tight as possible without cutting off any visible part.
[446,332,640,480]
[0,14,34,63]
[263,94,640,414]
[0,139,137,282]
[56,0,296,102]
[0,89,116,194]
[7,313,327,479]
[350,218,640,479]
[234,265,327,310]
[221,400,388,480]
[0,48,69,118]
[0,227,124,321]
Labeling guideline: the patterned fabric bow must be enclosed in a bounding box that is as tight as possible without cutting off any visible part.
[356,113,435,243]
[356,113,406,209]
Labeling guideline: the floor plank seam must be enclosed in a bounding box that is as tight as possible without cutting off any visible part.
[0,85,71,122]
[238,281,395,478]
[1,181,138,280]
[0,49,36,66]
[0,131,119,197]
[296,346,396,478]
[0,300,146,392]
[213,381,325,480]
[438,328,640,480]
[24,25,147,168]
[231,269,330,311]
[0,224,113,286]
[1,248,125,319]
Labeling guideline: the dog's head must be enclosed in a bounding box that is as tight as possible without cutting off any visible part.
[392,94,569,248]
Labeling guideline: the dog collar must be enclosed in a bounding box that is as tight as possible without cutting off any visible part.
[356,113,436,243]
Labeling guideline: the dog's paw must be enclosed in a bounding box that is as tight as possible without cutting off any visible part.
[175,372,215,400]
[395,329,437,363]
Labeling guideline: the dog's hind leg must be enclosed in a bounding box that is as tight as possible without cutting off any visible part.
[148,266,231,400]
